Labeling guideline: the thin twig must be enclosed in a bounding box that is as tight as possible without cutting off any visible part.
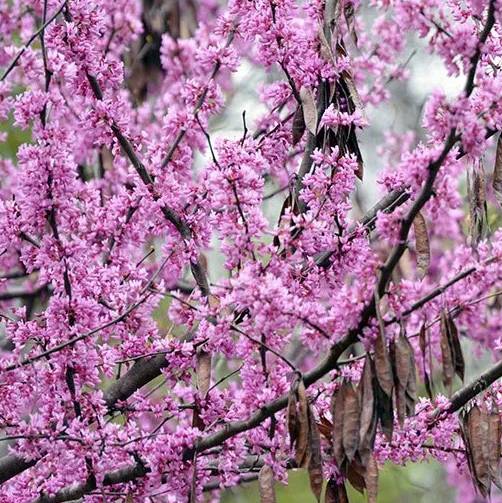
[3,252,174,371]
[0,1,67,82]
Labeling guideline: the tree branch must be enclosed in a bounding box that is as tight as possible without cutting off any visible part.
[447,359,502,414]
[313,188,410,268]
[3,250,174,371]
[103,353,168,411]
[0,2,67,83]
[86,71,209,296]
[3,291,152,371]
[33,461,148,503]
[29,355,502,502]
[464,0,496,96]
[0,352,170,485]
[160,31,235,170]
[0,455,37,485]
[385,261,486,325]
[313,125,498,270]
[189,1,499,459]
[3,2,497,499]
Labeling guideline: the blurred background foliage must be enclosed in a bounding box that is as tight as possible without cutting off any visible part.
[220,462,455,502]
[0,117,31,159]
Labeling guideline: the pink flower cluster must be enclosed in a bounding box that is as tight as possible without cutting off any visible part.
[0,0,501,501]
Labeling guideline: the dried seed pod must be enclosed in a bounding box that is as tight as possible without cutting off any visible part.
[358,356,377,462]
[259,465,276,503]
[295,379,310,468]
[413,211,430,279]
[307,406,323,501]
[325,478,349,503]
[342,382,361,462]
[300,86,318,135]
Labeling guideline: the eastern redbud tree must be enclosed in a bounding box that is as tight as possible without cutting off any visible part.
[0,0,501,501]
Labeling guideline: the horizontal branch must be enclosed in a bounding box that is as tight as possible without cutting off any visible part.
[0,455,37,485]
[0,352,169,485]
[30,355,502,502]
[34,461,148,503]
[0,270,34,280]
[103,353,168,410]
[447,359,502,414]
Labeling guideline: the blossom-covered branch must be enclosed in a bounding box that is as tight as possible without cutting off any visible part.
[33,355,502,503]
[0,1,502,502]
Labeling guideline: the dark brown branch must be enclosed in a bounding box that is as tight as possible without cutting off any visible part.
[189,331,354,457]
[188,5,499,457]
[264,184,289,200]
[103,354,168,411]
[33,461,148,503]
[381,130,458,301]
[203,473,258,492]
[38,0,52,127]
[0,269,34,280]
[4,2,497,498]
[447,359,502,414]
[0,455,37,484]
[313,188,410,268]
[86,72,209,296]
[464,0,496,97]
[0,351,170,485]
[29,355,502,502]
[293,132,317,213]
[385,263,481,325]
[313,125,498,270]
[3,250,173,371]
[19,232,41,249]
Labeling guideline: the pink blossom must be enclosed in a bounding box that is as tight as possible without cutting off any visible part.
[0,0,501,501]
